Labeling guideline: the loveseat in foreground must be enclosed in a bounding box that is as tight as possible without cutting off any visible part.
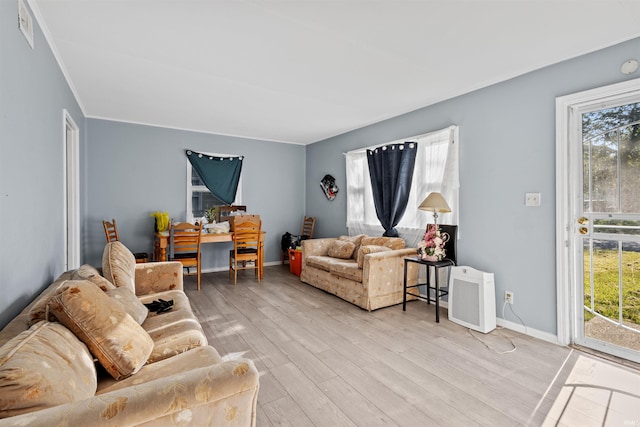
[300,235,419,311]
[0,242,259,426]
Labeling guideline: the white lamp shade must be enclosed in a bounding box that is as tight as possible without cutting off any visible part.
[418,192,451,213]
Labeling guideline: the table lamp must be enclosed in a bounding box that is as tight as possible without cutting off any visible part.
[418,192,451,226]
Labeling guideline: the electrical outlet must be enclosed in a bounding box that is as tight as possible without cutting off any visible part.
[505,291,514,304]
[525,192,541,206]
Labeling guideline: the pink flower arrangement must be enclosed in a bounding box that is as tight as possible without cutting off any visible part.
[417,225,449,261]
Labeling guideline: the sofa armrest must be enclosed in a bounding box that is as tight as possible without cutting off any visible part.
[362,248,420,298]
[0,358,259,427]
[134,261,183,296]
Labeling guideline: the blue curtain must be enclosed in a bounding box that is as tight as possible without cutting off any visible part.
[367,142,417,237]
[186,150,243,205]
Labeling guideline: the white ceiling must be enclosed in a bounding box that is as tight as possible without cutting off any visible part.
[30,1,640,145]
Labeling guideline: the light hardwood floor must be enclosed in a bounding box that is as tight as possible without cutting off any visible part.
[184,266,640,427]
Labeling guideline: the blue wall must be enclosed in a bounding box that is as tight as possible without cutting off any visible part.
[2,0,639,338]
[84,119,306,270]
[1,0,85,328]
[306,37,640,336]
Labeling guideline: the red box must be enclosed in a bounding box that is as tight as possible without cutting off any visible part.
[289,249,302,276]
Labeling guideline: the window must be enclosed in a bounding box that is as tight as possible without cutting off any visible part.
[186,152,242,222]
[345,125,459,247]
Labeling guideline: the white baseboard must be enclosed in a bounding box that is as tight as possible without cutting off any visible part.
[200,260,282,275]
[414,298,560,345]
[496,317,560,345]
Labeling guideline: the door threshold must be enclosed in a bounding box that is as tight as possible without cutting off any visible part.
[570,344,640,372]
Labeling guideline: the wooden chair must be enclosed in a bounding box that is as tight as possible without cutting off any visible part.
[229,215,262,285]
[170,222,203,290]
[281,216,316,264]
[102,218,148,263]
[301,215,316,239]
[103,219,119,242]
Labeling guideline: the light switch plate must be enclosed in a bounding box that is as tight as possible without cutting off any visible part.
[525,192,541,206]
[18,0,34,49]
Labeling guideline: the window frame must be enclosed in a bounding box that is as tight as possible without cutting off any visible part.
[186,151,243,222]
[345,125,459,248]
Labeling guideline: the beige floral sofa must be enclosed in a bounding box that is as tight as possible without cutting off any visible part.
[300,235,419,311]
[0,241,259,426]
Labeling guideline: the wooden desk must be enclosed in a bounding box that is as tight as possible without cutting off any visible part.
[155,231,265,278]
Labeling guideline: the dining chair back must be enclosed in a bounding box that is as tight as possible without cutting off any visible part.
[103,219,119,242]
[301,216,316,239]
[229,215,262,285]
[103,218,148,263]
[281,216,316,264]
[170,221,203,290]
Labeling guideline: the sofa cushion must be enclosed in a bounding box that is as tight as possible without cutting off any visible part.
[357,244,394,268]
[96,346,222,395]
[306,255,334,272]
[48,280,153,380]
[29,267,117,326]
[106,287,148,325]
[28,275,70,325]
[102,241,136,293]
[338,234,367,259]
[138,290,208,364]
[329,259,363,282]
[327,240,356,259]
[71,264,116,292]
[0,321,97,418]
[360,236,406,250]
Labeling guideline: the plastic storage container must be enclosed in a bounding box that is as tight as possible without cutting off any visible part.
[289,249,302,276]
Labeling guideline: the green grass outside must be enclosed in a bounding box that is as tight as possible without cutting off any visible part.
[584,248,640,324]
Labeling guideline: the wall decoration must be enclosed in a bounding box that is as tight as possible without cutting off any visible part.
[320,174,339,201]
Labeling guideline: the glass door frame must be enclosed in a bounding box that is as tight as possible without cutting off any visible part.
[556,77,640,361]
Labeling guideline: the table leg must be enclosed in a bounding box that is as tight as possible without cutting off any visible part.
[426,265,431,305]
[434,267,440,323]
[403,259,408,311]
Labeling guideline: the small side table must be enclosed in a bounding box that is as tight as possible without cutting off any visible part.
[403,256,455,322]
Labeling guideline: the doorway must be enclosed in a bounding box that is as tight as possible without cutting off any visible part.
[64,110,80,271]
[557,78,640,364]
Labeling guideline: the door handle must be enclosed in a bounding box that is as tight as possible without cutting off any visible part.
[579,227,588,235]
[577,217,589,225]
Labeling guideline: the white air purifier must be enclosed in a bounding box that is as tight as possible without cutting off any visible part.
[448,266,496,333]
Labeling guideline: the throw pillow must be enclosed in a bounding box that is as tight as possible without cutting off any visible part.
[357,244,393,268]
[338,234,367,259]
[106,287,148,325]
[0,321,97,418]
[28,279,68,325]
[328,240,356,259]
[71,264,116,292]
[48,280,153,380]
[102,241,136,293]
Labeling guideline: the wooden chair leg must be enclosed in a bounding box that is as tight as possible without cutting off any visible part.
[197,263,201,291]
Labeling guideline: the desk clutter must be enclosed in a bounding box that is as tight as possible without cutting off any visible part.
[196,205,258,234]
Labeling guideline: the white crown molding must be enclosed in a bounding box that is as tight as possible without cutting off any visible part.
[27,0,86,116]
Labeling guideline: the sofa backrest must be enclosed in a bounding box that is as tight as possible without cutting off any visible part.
[360,236,405,250]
